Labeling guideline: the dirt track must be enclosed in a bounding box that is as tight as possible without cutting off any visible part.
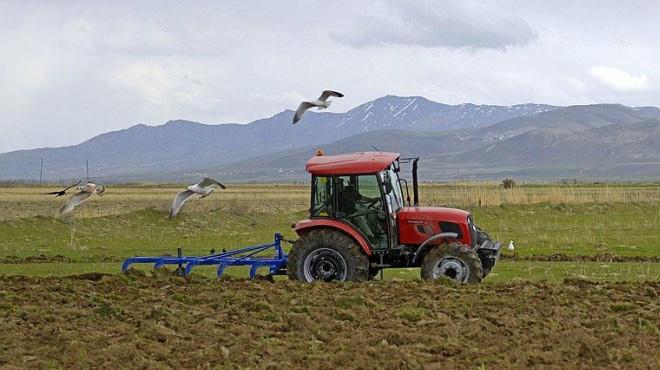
[0,272,658,369]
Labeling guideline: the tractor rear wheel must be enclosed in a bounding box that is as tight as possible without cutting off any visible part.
[288,228,369,282]
[420,242,483,283]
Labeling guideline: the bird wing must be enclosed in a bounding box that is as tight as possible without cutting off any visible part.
[293,102,315,124]
[47,180,81,196]
[318,90,344,101]
[63,180,82,192]
[199,178,226,189]
[59,191,93,216]
[169,189,196,219]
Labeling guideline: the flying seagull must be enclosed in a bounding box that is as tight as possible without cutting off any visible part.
[169,178,226,219]
[46,180,81,197]
[59,182,106,216]
[293,90,344,124]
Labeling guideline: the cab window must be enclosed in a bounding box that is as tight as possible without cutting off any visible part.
[382,168,404,212]
[312,176,333,217]
[335,175,388,249]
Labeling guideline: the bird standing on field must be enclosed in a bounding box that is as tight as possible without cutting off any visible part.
[59,182,106,216]
[46,180,81,197]
[169,178,226,219]
[292,90,344,124]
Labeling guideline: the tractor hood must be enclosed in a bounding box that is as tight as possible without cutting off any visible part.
[398,206,470,224]
[397,206,473,247]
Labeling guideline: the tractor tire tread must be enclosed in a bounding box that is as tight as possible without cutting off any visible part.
[287,228,369,282]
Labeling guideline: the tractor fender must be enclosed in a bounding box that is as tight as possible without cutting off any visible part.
[294,219,372,256]
[411,232,459,265]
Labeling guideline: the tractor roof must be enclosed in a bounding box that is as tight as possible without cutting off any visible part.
[306,152,400,176]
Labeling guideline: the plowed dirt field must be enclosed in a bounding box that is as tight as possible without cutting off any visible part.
[0,272,658,369]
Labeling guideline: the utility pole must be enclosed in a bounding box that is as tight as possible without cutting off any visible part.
[39,158,44,186]
[86,159,89,183]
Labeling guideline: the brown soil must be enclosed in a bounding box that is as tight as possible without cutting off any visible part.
[0,273,658,369]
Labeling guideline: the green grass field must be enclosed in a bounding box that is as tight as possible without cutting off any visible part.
[1,183,659,282]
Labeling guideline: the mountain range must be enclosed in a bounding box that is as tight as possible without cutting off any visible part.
[2,95,660,183]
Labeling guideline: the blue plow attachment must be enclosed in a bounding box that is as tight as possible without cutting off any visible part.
[122,233,288,279]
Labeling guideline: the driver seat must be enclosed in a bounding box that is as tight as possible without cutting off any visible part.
[338,183,378,239]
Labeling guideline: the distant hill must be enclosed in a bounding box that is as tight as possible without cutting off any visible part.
[2,96,659,182]
[459,118,660,166]
[206,130,469,182]
[478,104,660,139]
[0,96,558,182]
[210,106,660,182]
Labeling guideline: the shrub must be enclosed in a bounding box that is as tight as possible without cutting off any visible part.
[502,178,516,189]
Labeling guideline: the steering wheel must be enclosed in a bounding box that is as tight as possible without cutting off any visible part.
[359,197,380,210]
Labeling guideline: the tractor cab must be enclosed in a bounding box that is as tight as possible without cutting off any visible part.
[308,152,404,250]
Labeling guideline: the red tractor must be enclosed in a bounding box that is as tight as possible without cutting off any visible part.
[288,151,502,283]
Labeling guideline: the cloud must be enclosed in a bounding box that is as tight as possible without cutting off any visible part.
[2,1,660,153]
[113,59,224,116]
[589,65,649,91]
[333,1,537,50]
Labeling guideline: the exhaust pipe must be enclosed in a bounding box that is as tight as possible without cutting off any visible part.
[412,158,419,206]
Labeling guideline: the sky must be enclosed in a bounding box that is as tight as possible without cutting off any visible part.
[1,0,659,153]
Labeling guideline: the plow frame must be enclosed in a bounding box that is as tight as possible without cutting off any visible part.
[122,233,287,279]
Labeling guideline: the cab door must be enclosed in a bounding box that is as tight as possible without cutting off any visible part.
[335,174,389,249]
[380,169,402,249]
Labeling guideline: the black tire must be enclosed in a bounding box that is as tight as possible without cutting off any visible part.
[420,242,483,283]
[288,228,369,282]
[481,262,493,277]
[475,227,490,245]
[475,226,496,277]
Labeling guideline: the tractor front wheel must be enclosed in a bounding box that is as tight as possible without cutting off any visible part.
[420,243,483,283]
[288,229,369,282]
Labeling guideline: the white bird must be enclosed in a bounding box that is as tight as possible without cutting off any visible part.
[169,178,226,219]
[292,90,344,124]
[507,240,515,251]
[59,182,106,216]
